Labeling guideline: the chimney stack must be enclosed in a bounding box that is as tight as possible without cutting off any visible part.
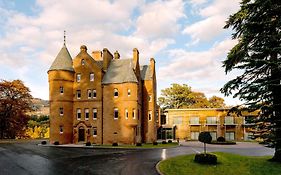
[114,51,120,59]
[133,48,139,69]
[102,48,113,71]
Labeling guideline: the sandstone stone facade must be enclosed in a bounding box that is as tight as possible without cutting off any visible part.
[160,108,258,141]
[48,44,157,144]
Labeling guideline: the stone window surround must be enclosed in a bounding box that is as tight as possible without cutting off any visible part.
[114,88,118,98]
[81,59,85,66]
[76,73,81,82]
[59,126,63,134]
[125,109,128,119]
[93,127,97,137]
[132,109,136,119]
[60,86,64,94]
[92,89,97,98]
[148,111,152,121]
[77,108,81,120]
[93,108,97,120]
[85,108,89,120]
[114,108,118,120]
[59,107,63,116]
[90,73,94,82]
[87,89,92,99]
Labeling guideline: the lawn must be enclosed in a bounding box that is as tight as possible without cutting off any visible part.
[158,152,281,175]
[93,142,178,149]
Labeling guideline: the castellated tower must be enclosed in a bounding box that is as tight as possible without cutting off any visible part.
[48,44,74,144]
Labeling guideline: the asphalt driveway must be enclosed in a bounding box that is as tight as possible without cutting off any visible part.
[0,140,274,175]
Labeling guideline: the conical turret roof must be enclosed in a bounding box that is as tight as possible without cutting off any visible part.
[49,44,74,72]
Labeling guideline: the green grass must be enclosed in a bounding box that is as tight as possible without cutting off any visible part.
[159,152,281,175]
[93,142,178,149]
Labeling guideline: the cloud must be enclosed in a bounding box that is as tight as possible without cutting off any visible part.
[188,0,207,6]
[135,0,185,39]
[183,0,240,43]
[158,38,237,81]
[183,15,226,42]
[0,0,181,99]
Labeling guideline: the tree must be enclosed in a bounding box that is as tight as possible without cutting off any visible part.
[190,92,210,108]
[0,80,32,139]
[158,84,225,109]
[209,96,226,108]
[198,132,212,154]
[158,84,194,109]
[221,0,281,162]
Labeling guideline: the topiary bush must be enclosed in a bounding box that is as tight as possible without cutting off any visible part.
[85,142,91,146]
[168,140,172,143]
[162,141,167,144]
[211,141,236,145]
[198,132,212,154]
[217,137,226,142]
[136,143,142,146]
[112,143,118,146]
[194,153,217,164]
[41,141,47,145]
[54,141,59,145]
[153,141,158,145]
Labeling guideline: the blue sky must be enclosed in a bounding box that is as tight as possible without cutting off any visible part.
[0,0,243,105]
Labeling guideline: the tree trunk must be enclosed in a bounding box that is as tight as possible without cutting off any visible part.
[270,53,281,162]
[271,108,281,162]
[204,143,206,154]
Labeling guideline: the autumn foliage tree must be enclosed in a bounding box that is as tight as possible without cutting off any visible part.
[0,80,32,139]
[158,84,225,109]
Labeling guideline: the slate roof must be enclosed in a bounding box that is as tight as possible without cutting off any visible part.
[102,59,138,84]
[140,65,152,80]
[49,45,74,72]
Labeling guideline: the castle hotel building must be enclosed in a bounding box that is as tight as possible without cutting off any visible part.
[48,43,157,144]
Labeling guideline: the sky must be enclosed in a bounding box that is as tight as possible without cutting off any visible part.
[0,0,243,105]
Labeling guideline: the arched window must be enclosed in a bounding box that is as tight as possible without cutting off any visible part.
[127,89,131,96]
[81,59,85,65]
[114,89,118,97]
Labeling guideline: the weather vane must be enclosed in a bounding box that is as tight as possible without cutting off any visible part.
[64,30,66,45]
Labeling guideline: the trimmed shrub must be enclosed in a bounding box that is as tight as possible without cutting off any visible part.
[41,141,47,145]
[85,142,91,146]
[217,137,226,142]
[153,142,158,145]
[162,141,167,144]
[136,143,142,146]
[168,140,172,143]
[54,141,59,145]
[112,143,118,146]
[199,132,212,154]
[211,141,236,145]
[194,153,217,164]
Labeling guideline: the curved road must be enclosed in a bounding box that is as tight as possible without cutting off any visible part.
[0,141,274,175]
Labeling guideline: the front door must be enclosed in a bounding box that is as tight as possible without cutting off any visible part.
[78,128,85,142]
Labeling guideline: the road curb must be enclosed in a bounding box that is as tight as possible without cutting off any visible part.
[156,160,165,175]
[40,144,180,150]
